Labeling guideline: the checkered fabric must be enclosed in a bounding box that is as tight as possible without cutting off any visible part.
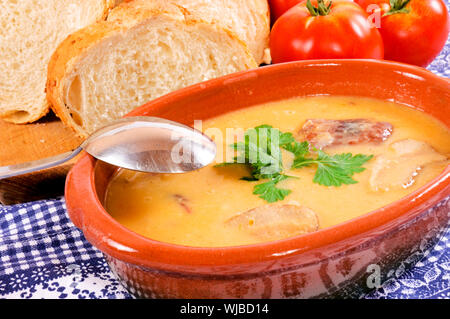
[0,199,102,277]
[0,198,132,298]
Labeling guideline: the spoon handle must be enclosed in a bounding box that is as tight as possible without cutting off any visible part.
[0,147,82,180]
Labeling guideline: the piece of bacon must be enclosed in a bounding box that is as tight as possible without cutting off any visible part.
[299,119,393,149]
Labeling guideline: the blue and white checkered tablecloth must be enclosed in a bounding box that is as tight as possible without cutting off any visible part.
[1,11,449,300]
[0,199,130,298]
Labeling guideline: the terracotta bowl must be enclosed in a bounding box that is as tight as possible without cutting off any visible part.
[65,60,450,298]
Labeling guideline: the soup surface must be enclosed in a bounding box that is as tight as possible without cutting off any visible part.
[105,96,450,247]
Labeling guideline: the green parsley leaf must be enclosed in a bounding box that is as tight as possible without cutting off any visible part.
[253,175,292,203]
[282,140,309,158]
[292,148,373,187]
[219,125,285,178]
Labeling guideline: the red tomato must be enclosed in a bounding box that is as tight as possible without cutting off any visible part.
[355,0,449,67]
[270,0,384,63]
[269,0,303,22]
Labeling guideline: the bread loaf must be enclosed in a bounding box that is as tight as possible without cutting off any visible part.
[0,0,114,124]
[47,0,258,137]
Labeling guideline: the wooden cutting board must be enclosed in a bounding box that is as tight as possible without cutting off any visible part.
[0,113,83,205]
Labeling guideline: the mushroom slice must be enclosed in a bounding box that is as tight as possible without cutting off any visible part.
[300,119,393,149]
[369,139,447,192]
[226,204,319,242]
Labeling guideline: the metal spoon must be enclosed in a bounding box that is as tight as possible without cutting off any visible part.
[0,116,217,179]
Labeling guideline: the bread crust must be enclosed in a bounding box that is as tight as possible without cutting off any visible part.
[47,1,257,138]
[47,22,125,137]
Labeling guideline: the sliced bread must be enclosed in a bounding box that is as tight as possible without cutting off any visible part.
[0,0,114,124]
[119,0,271,64]
[47,0,258,137]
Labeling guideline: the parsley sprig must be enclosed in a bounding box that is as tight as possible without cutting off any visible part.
[216,125,295,202]
[292,150,373,186]
[253,174,292,203]
[215,125,373,203]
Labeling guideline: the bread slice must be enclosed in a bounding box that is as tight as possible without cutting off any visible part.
[119,0,270,64]
[0,0,114,124]
[47,0,258,137]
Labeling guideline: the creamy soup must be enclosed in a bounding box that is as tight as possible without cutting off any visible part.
[105,96,450,247]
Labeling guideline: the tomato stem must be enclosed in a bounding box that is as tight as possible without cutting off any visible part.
[306,0,332,16]
[383,0,411,17]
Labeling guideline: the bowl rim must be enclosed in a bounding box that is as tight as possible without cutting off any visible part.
[65,59,450,271]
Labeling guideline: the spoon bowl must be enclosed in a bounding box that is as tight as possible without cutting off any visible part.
[0,117,217,179]
[82,117,216,173]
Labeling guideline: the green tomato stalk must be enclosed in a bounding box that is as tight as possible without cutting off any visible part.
[306,0,333,16]
[384,0,412,17]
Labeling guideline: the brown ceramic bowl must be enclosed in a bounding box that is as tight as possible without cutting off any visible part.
[65,60,450,298]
